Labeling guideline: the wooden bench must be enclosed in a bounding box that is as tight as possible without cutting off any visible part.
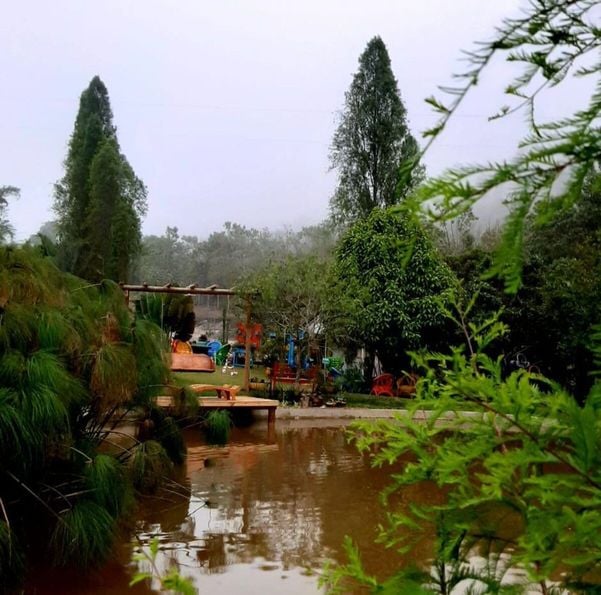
[189,383,240,400]
[269,363,318,390]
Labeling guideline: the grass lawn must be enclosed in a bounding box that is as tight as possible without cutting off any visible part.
[174,370,411,409]
[174,368,269,390]
[172,372,480,413]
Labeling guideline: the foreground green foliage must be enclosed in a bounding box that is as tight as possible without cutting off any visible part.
[0,245,181,590]
[131,537,196,594]
[324,313,601,593]
[415,0,601,292]
[325,2,601,591]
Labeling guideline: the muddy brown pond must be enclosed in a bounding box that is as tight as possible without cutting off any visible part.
[25,419,443,594]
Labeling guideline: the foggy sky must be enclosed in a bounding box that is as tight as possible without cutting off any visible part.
[1,1,579,241]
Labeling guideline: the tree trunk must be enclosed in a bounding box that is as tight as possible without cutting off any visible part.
[295,338,302,388]
[363,349,374,390]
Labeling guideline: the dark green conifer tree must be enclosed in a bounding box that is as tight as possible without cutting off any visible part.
[54,76,146,281]
[329,37,422,225]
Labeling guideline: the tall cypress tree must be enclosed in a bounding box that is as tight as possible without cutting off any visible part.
[330,37,423,225]
[54,76,146,282]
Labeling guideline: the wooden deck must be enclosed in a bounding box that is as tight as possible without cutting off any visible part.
[155,395,279,424]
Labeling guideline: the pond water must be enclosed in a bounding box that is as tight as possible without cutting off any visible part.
[25,419,443,594]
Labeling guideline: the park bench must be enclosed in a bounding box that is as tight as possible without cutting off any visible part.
[269,362,318,391]
[189,383,240,400]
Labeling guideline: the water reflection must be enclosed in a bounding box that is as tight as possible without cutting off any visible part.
[26,419,442,594]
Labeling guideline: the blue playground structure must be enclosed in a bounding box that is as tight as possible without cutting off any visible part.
[231,346,253,368]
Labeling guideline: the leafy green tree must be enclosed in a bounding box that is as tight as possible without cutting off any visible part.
[136,222,341,289]
[54,76,146,282]
[84,138,143,282]
[503,173,601,397]
[333,207,455,377]
[136,292,196,342]
[203,222,283,287]
[27,220,59,246]
[434,209,476,257]
[137,227,206,285]
[444,248,504,328]
[248,255,337,379]
[0,185,19,244]
[442,175,601,399]
[330,36,423,225]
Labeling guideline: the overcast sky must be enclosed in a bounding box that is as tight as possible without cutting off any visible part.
[1,0,571,241]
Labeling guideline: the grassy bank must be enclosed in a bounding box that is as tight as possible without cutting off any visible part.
[173,371,411,410]
[174,368,269,387]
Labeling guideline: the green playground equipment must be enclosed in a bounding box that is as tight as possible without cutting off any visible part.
[323,356,343,371]
[215,343,231,366]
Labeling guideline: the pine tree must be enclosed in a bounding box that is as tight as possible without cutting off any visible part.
[329,37,423,225]
[54,76,146,281]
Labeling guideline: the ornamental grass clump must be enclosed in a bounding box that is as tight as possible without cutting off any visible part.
[0,244,181,585]
[204,410,233,445]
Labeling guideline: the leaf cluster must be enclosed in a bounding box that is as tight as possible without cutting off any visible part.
[414,0,601,292]
[326,311,601,592]
[332,207,455,374]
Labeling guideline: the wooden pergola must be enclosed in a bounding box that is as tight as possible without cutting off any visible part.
[120,283,254,391]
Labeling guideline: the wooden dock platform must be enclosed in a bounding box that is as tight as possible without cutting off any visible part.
[155,395,279,424]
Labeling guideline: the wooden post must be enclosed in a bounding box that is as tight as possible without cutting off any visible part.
[267,414,276,442]
[243,297,252,392]
[267,406,276,426]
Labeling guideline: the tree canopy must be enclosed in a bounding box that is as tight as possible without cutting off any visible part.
[333,207,455,376]
[329,36,423,225]
[136,221,340,288]
[246,254,337,374]
[54,76,146,282]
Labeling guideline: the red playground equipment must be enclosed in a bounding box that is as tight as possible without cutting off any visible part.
[370,373,417,397]
[235,322,263,349]
[370,373,396,396]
